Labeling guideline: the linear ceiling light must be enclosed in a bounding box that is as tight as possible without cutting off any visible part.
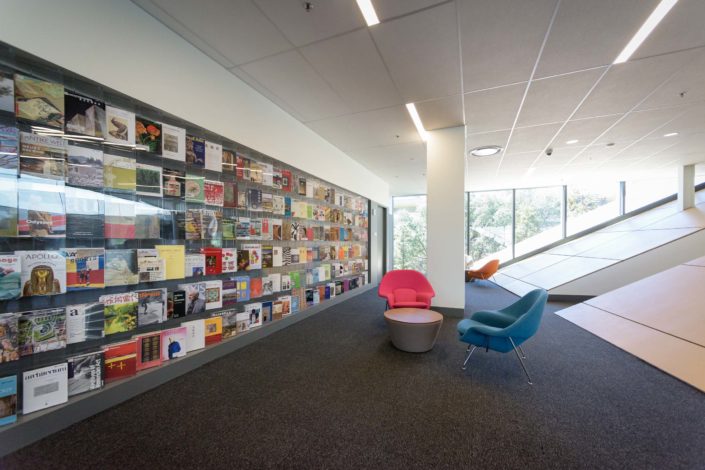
[613,0,679,64]
[356,0,380,27]
[405,103,428,142]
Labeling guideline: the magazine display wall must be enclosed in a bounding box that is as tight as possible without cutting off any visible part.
[0,44,369,427]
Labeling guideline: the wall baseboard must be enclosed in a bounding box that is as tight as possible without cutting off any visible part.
[433,306,465,318]
[548,294,594,303]
[0,283,377,457]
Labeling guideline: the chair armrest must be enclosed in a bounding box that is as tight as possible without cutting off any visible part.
[383,293,395,305]
[416,292,434,302]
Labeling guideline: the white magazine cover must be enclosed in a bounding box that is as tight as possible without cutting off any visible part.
[22,362,68,414]
[181,319,205,352]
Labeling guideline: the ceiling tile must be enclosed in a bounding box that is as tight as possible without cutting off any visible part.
[254,0,364,47]
[466,129,511,152]
[595,106,686,144]
[371,2,461,102]
[536,0,660,77]
[505,123,562,155]
[517,68,605,127]
[464,83,525,134]
[300,29,402,113]
[634,0,705,59]
[637,50,705,111]
[552,114,623,146]
[459,0,557,92]
[144,0,292,65]
[415,95,464,131]
[573,49,700,119]
[306,106,421,151]
[373,0,448,21]
[240,50,350,122]
[617,138,682,160]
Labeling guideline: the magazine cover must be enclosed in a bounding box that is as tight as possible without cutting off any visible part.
[222,149,236,174]
[167,290,186,319]
[222,248,237,273]
[204,316,222,345]
[262,193,273,213]
[104,196,135,238]
[261,163,273,187]
[18,307,67,355]
[205,141,222,172]
[282,247,291,266]
[67,351,103,396]
[273,167,282,189]
[14,73,64,128]
[103,340,137,383]
[272,196,285,215]
[242,243,262,271]
[185,208,202,241]
[104,154,136,192]
[66,302,104,344]
[202,247,222,275]
[179,282,206,316]
[235,276,250,301]
[0,70,13,113]
[155,245,185,280]
[235,152,249,180]
[66,145,103,188]
[0,255,21,300]
[216,309,238,339]
[249,160,262,184]
[0,375,17,426]
[272,301,282,321]
[64,90,105,137]
[0,313,19,363]
[161,123,186,161]
[201,209,222,240]
[19,131,66,180]
[247,188,262,211]
[138,254,166,283]
[18,250,66,296]
[17,176,66,238]
[281,274,291,291]
[22,363,68,414]
[185,173,205,203]
[136,162,163,196]
[223,181,237,208]
[261,217,272,240]
[105,249,138,286]
[137,288,167,326]
[100,292,138,335]
[66,186,104,238]
[244,303,262,328]
[298,177,307,196]
[236,216,250,239]
[281,169,292,192]
[135,208,162,239]
[161,326,187,360]
[250,277,263,298]
[63,248,105,290]
[185,253,205,277]
[182,319,205,352]
[105,105,135,145]
[235,312,250,333]
[0,126,18,176]
[163,167,186,198]
[222,279,237,307]
[279,295,292,316]
[186,135,205,167]
[135,332,162,371]
[262,245,273,268]
[204,280,222,310]
[204,180,224,206]
[135,116,162,153]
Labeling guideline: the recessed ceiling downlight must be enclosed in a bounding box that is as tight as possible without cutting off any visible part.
[470,145,502,157]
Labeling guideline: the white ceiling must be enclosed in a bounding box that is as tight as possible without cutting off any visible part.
[132,0,705,195]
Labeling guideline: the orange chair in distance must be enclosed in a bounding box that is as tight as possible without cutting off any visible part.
[465,259,499,283]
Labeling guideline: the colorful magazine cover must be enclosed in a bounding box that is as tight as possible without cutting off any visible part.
[66,145,103,188]
[201,209,222,240]
[105,105,135,145]
[22,363,68,414]
[19,131,66,180]
[0,255,21,300]
[216,309,238,339]
[135,116,162,153]
[18,175,66,238]
[204,280,222,310]
[136,288,167,326]
[204,180,224,206]
[104,196,135,238]
[242,243,261,271]
[18,307,67,355]
[185,253,205,277]
[222,279,237,307]
[222,248,237,273]
[18,250,67,296]
[185,208,203,241]
[186,135,205,168]
[205,141,222,172]
[161,327,187,361]
[244,303,262,328]
[104,249,138,287]
[222,149,236,174]
[64,90,105,137]
[135,332,162,371]
[185,173,205,203]
[14,73,64,128]
[163,167,185,198]
[202,247,223,275]
[235,312,250,333]
[235,276,250,302]
[104,154,136,192]
[65,186,104,238]
[136,162,163,196]
[204,316,222,345]
[0,126,19,175]
[66,302,104,344]
[161,123,186,161]
[0,313,20,363]
[0,375,17,426]
[63,248,105,290]
[179,282,206,316]
[0,70,14,113]
[103,340,137,383]
[100,292,138,335]
[67,351,103,396]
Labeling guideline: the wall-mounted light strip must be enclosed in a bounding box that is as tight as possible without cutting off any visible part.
[405,103,428,142]
[613,0,679,64]
[356,0,380,27]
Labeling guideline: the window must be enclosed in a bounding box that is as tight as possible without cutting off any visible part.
[466,190,513,265]
[392,195,427,273]
[567,182,620,235]
[625,177,677,213]
[514,186,562,257]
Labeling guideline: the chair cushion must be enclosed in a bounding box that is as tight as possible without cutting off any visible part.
[392,301,429,309]
[393,288,418,303]
[470,310,516,328]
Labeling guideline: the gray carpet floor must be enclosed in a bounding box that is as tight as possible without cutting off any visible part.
[2,282,705,469]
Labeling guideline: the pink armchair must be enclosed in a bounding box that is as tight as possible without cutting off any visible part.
[378,270,435,310]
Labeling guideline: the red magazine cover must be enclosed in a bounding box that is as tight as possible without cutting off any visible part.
[250,277,263,298]
[223,181,237,208]
[202,247,223,275]
[281,170,292,192]
[103,339,137,383]
[135,332,163,371]
[306,227,314,240]
[204,317,222,346]
[204,180,224,206]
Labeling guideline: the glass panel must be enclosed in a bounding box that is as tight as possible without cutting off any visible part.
[625,177,677,213]
[392,195,427,273]
[466,190,513,265]
[567,182,620,236]
[514,186,562,257]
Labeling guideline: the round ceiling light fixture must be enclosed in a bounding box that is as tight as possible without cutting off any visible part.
[469,145,502,157]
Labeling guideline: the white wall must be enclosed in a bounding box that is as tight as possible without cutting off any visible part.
[0,0,390,205]
[426,127,465,310]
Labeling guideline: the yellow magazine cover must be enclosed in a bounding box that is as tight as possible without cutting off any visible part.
[155,245,185,280]
[103,154,136,192]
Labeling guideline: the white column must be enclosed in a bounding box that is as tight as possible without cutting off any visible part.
[678,164,695,211]
[426,127,465,312]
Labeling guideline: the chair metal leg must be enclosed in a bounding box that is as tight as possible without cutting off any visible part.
[518,344,526,359]
[461,345,477,371]
[509,337,533,385]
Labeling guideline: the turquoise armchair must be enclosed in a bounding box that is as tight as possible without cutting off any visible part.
[457,289,547,384]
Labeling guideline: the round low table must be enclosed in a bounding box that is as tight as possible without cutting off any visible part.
[384,308,444,353]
